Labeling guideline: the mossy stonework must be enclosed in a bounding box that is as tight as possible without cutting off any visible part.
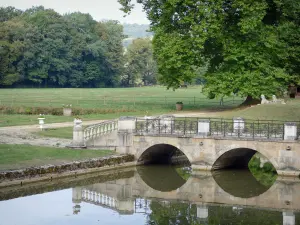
[0,155,134,182]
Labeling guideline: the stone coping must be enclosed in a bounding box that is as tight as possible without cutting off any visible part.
[0,155,135,183]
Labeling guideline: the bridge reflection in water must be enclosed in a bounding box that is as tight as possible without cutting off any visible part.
[72,166,299,225]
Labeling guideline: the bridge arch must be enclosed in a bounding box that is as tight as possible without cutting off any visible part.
[137,144,191,165]
[212,146,279,171]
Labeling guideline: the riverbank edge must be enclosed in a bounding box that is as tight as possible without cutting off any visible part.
[0,154,135,187]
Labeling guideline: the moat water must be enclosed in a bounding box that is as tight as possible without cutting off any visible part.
[0,165,299,225]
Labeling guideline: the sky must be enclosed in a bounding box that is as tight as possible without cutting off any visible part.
[0,0,149,24]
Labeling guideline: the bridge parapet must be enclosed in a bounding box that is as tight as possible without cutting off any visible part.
[135,117,299,141]
[84,120,118,142]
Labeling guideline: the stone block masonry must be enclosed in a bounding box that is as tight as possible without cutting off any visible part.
[0,155,134,182]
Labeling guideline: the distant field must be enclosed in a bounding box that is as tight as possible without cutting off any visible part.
[0,86,243,111]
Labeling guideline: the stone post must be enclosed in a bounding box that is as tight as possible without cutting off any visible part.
[233,117,245,133]
[283,211,295,225]
[117,116,136,155]
[198,119,210,137]
[72,118,86,148]
[38,117,45,130]
[72,187,82,215]
[116,200,135,215]
[197,205,208,222]
[284,122,297,140]
[72,187,82,204]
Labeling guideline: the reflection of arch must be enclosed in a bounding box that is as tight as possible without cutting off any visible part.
[212,170,273,198]
[136,165,188,192]
[212,148,278,171]
[137,144,191,165]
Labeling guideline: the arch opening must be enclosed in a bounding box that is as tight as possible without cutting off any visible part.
[212,148,278,198]
[138,144,191,166]
[212,148,257,170]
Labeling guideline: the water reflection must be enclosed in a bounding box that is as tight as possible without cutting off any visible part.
[0,166,299,225]
[136,165,191,192]
[212,169,275,198]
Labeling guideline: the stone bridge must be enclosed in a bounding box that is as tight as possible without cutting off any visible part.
[72,168,300,224]
[72,116,300,177]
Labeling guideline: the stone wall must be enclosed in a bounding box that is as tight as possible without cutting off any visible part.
[0,155,134,182]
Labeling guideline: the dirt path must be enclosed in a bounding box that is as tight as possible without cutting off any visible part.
[0,120,105,148]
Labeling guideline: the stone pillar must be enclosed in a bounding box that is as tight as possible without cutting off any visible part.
[38,117,45,130]
[283,211,295,225]
[117,117,136,155]
[197,205,208,222]
[72,187,82,204]
[72,119,86,148]
[116,199,134,215]
[284,122,297,140]
[233,117,245,133]
[198,119,210,137]
[72,187,82,215]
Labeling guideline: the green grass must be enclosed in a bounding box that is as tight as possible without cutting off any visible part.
[0,86,244,127]
[0,144,115,171]
[222,98,300,121]
[0,86,242,110]
[35,127,73,139]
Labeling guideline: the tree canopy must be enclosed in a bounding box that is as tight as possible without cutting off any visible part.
[119,0,300,99]
[0,6,127,88]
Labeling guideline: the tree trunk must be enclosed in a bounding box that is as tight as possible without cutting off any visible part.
[240,96,260,106]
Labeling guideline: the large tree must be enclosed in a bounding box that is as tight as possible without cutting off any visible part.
[122,37,158,87]
[119,0,300,101]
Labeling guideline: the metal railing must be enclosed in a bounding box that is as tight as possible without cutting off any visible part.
[135,117,299,140]
[209,120,284,140]
[84,120,118,141]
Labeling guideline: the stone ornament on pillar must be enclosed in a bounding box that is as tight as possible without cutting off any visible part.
[284,122,297,141]
[198,119,210,137]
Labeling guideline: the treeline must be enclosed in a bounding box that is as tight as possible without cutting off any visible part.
[0,6,158,88]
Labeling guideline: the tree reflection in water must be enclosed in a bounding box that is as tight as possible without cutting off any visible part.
[146,201,299,225]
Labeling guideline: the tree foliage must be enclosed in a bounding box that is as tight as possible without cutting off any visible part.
[0,6,126,87]
[119,0,300,99]
[122,37,158,86]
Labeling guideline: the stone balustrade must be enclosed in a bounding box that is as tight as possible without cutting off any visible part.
[82,189,117,208]
[84,120,118,142]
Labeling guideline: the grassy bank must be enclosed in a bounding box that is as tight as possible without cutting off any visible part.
[0,144,114,171]
[0,86,244,127]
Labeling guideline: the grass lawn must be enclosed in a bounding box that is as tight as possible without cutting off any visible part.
[0,86,243,110]
[35,127,73,139]
[222,98,300,121]
[0,144,115,171]
[0,86,244,127]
